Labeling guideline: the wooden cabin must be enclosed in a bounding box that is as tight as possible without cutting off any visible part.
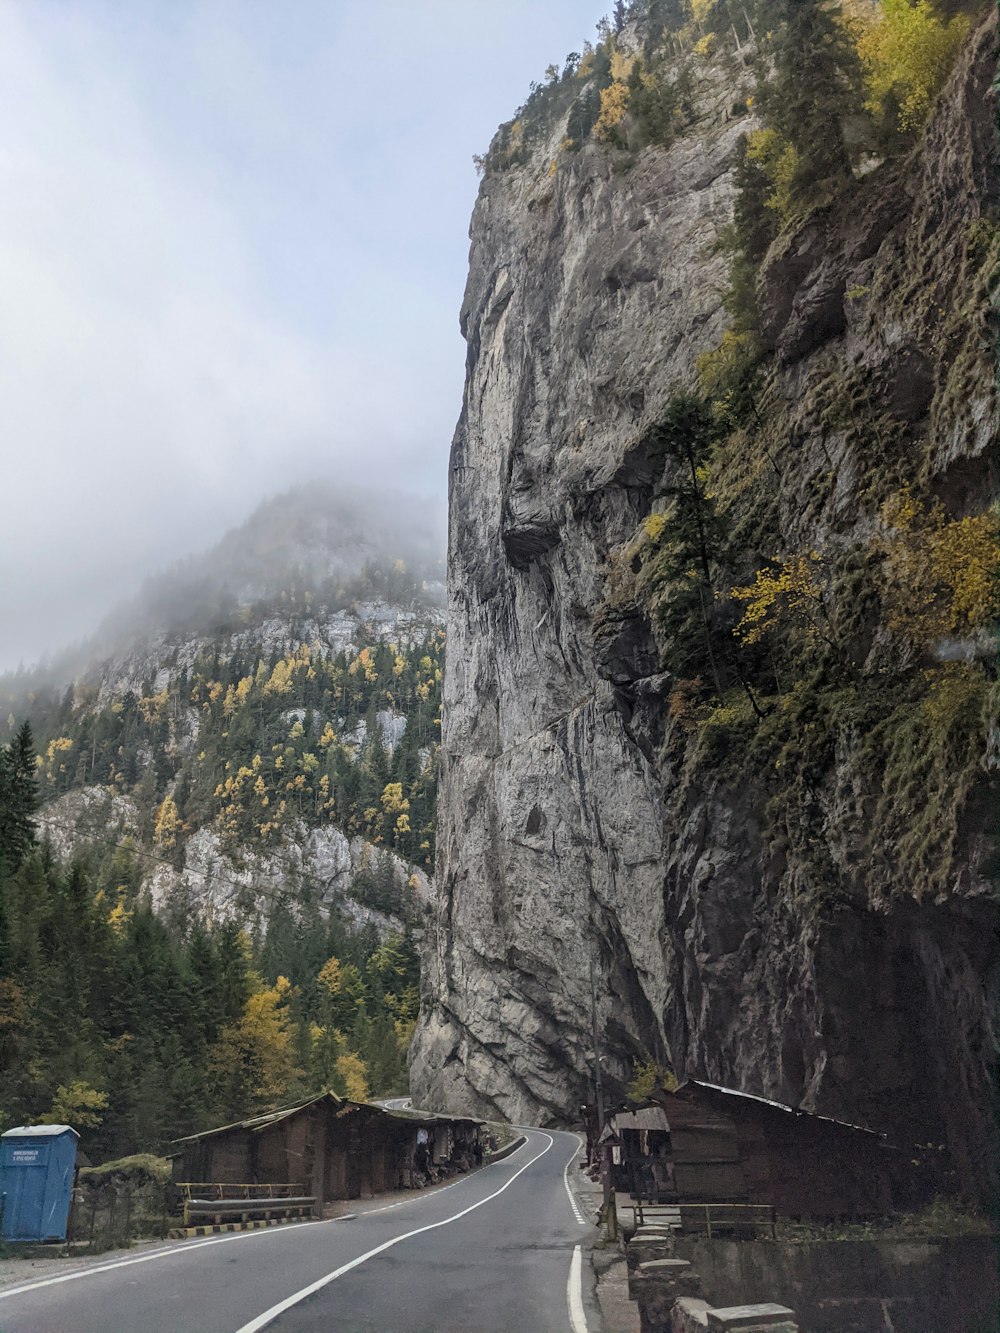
[611,1080,895,1220]
[607,1106,674,1200]
[172,1094,484,1210]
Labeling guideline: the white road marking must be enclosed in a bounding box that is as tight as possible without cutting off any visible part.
[561,1134,587,1225]
[0,1223,318,1301]
[567,1244,588,1333]
[0,1144,513,1303]
[233,1133,557,1333]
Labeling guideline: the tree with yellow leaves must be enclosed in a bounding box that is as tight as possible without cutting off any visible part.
[318,956,367,1031]
[44,1080,109,1129]
[209,976,301,1118]
[853,0,969,134]
[731,552,833,648]
[594,81,631,143]
[876,489,1000,647]
[153,793,181,849]
[138,688,170,725]
[744,128,799,224]
[335,1050,369,1102]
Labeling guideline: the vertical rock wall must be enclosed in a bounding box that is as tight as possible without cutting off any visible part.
[412,21,998,1197]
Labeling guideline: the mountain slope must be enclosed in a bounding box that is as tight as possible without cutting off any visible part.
[1,484,442,1154]
[2,483,446,927]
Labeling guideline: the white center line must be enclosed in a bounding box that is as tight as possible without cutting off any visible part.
[567,1244,588,1333]
[233,1132,557,1333]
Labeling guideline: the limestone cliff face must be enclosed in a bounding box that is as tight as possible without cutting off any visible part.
[412,19,998,1197]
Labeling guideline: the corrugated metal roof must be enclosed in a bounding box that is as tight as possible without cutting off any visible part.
[613,1107,671,1133]
[2,1125,79,1138]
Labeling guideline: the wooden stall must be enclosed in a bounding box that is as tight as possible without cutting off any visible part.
[609,1079,896,1222]
[608,1106,674,1201]
[172,1095,486,1212]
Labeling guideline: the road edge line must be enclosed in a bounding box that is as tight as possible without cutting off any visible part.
[233,1132,556,1333]
[561,1133,587,1225]
[567,1244,588,1333]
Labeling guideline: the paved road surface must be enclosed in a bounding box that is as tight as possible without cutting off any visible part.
[0,1130,596,1333]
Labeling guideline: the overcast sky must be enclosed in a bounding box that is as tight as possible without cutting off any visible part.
[0,0,608,670]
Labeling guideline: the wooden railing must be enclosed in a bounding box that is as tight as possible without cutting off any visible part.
[633,1200,776,1239]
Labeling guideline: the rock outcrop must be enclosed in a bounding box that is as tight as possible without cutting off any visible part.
[38,785,425,931]
[412,17,998,1200]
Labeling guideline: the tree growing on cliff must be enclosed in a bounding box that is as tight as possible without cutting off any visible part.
[640,395,729,693]
[875,489,1000,648]
[731,551,836,651]
[756,0,864,201]
[852,0,969,135]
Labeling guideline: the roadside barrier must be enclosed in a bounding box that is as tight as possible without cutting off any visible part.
[175,1182,315,1229]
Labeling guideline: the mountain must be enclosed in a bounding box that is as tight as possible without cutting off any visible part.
[412,0,998,1205]
[0,484,445,1153]
[2,482,446,928]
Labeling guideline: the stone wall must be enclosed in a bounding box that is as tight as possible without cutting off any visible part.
[674,1235,999,1333]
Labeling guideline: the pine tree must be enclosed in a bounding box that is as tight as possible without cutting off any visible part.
[0,721,39,868]
[757,0,863,200]
[643,395,728,692]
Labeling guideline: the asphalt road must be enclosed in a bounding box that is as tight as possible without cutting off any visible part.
[0,1129,597,1333]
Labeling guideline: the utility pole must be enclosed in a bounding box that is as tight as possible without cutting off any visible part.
[590,952,616,1239]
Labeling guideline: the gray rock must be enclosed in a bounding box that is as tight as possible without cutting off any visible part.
[412,14,999,1201]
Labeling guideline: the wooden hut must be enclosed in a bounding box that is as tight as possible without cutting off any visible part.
[614,1080,895,1220]
[172,1095,485,1211]
[607,1106,674,1200]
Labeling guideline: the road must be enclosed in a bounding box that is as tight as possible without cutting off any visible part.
[0,1129,597,1333]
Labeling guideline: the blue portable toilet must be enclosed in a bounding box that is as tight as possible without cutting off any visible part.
[0,1125,79,1242]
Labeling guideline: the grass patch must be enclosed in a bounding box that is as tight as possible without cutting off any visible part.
[79,1154,171,1183]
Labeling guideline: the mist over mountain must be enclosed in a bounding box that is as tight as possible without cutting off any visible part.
[0,479,448,1142]
[3,482,446,692]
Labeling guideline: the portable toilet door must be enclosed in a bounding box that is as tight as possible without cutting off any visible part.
[0,1125,79,1242]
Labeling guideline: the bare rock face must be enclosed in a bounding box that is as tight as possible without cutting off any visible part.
[412,52,754,1121]
[412,21,999,1197]
[39,785,420,933]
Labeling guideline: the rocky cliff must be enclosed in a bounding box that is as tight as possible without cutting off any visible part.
[4,485,444,930]
[412,12,999,1200]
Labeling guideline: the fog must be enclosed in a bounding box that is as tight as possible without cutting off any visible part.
[0,0,609,671]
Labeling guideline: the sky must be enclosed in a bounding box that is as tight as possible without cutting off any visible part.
[0,0,609,671]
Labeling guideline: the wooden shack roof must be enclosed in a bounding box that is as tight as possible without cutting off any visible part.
[611,1107,671,1133]
[650,1077,890,1141]
[173,1094,484,1148]
[172,1091,349,1145]
[681,1080,883,1139]
[375,1104,484,1130]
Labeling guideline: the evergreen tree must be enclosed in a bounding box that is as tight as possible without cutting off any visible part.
[0,721,39,868]
[757,0,864,200]
[643,395,729,692]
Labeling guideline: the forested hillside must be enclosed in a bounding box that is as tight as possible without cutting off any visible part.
[0,487,444,1158]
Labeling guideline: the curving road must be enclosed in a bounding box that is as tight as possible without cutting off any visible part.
[0,1129,597,1333]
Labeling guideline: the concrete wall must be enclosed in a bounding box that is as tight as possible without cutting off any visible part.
[674,1235,999,1333]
